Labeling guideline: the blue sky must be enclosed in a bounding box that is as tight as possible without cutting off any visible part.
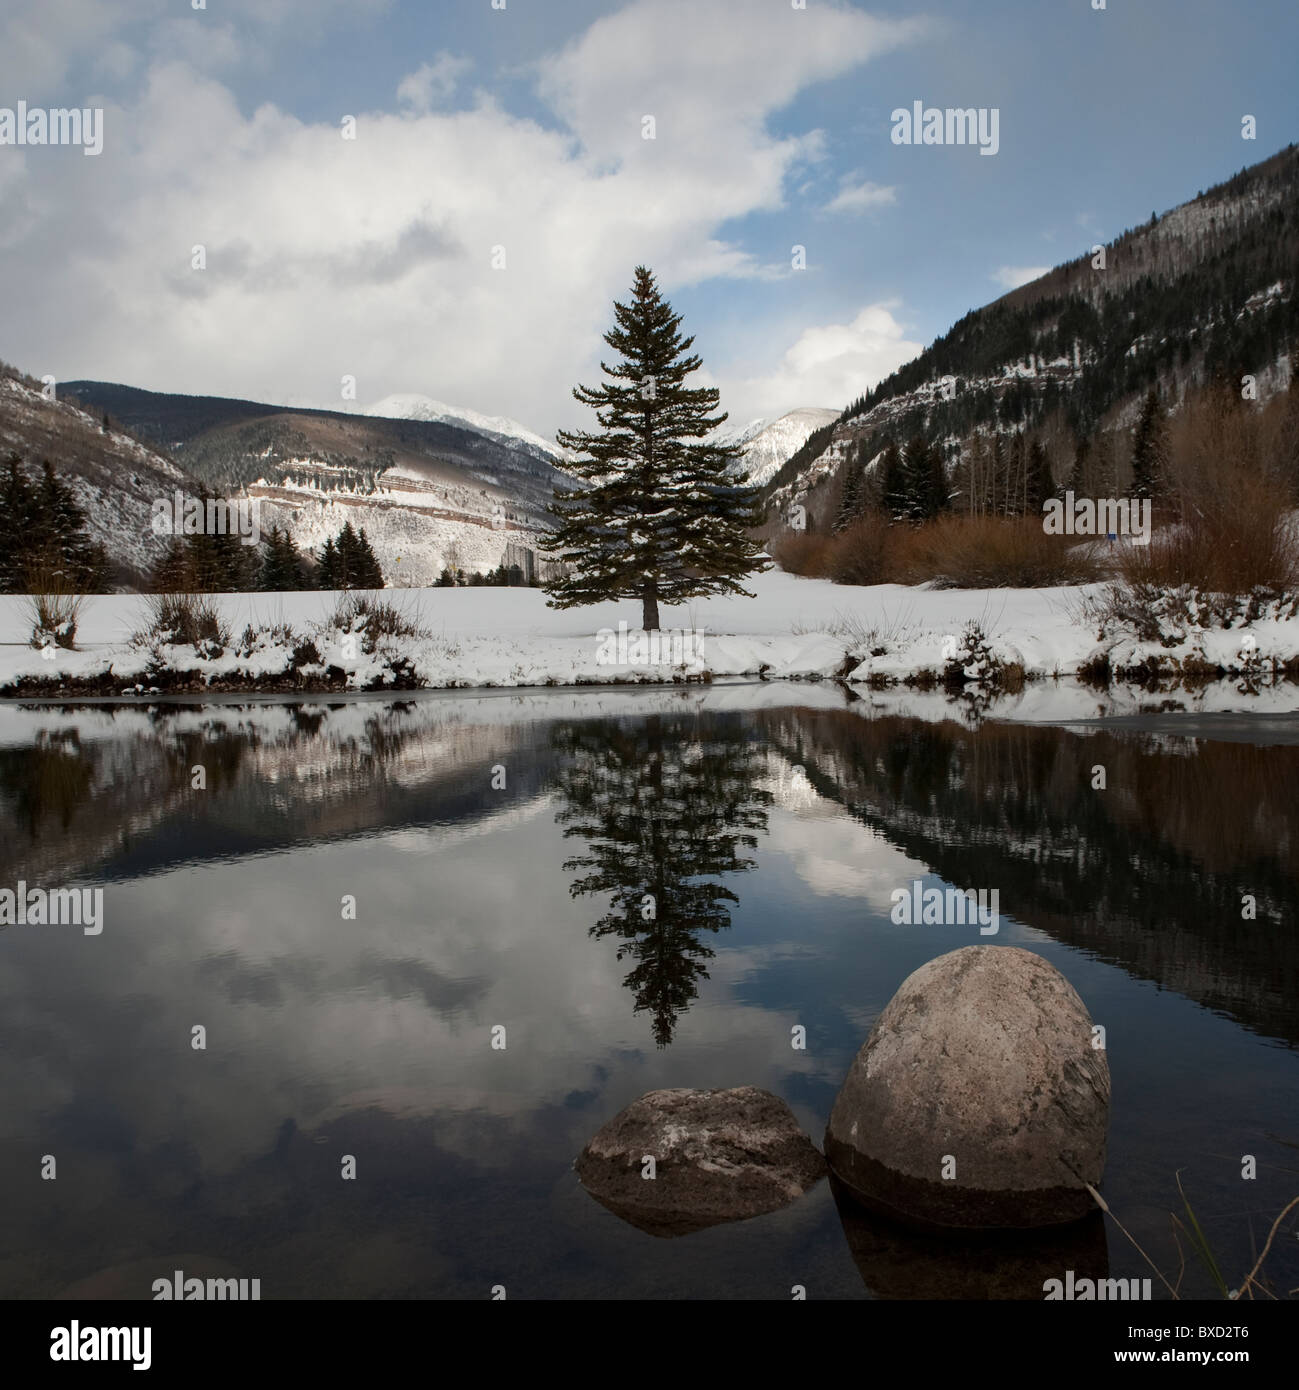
[1,0,1295,437]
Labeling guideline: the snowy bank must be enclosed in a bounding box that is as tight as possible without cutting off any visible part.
[0,572,1296,705]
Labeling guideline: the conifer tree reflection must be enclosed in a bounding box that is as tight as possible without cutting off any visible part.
[553,714,771,1046]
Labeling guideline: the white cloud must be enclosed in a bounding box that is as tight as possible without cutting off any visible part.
[992,265,1050,291]
[397,53,473,113]
[0,0,929,436]
[824,174,896,215]
[722,302,924,421]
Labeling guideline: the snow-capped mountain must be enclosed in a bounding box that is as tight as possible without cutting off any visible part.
[366,393,567,464]
[714,408,840,487]
[46,379,572,589]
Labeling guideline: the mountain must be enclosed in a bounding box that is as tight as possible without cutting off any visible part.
[0,366,193,588]
[56,381,572,587]
[365,392,567,464]
[714,408,840,487]
[765,143,1299,530]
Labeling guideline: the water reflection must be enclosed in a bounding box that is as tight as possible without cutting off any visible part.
[0,692,1294,1299]
[832,1177,1110,1300]
[552,714,772,1046]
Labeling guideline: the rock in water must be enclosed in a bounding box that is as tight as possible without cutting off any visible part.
[575,1086,826,1237]
[825,946,1110,1229]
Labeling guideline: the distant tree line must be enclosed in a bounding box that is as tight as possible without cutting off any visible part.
[436,561,535,588]
[827,387,1175,532]
[149,503,387,593]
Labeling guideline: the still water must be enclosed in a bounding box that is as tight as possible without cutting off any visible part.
[0,688,1295,1299]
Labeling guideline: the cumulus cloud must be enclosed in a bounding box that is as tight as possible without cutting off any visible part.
[722,302,924,421]
[824,174,897,215]
[992,265,1050,291]
[0,0,928,434]
[397,53,473,113]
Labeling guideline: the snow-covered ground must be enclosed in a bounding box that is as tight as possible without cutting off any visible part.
[0,570,1296,707]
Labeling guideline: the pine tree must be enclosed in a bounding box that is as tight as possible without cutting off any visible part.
[0,454,35,593]
[541,266,767,631]
[319,537,338,589]
[26,460,107,590]
[880,439,907,521]
[903,434,947,521]
[335,522,360,589]
[352,527,384,588]
[1026,438,1053,514]
[259,526,306,591]
[149,537,191,592]
[832,442,866,532]
[1129,388,1168,499]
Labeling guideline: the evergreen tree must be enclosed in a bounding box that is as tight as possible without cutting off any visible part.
[24,460,107,590]
[541,266,767,630]
[1026,438,1053,514]
[880,439,908,521]
[319,537,338,589]
[149,537,191,593]
[832,443,866,531]
[335,522,360,589]
[1065,438,1090,496]
[0,454,35,593]
[1129,387,1168,499]
[903,434,947,520]
[352,527,385,588]
[259,526,306,591]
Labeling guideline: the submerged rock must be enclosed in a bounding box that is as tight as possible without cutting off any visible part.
[575,1086,826,1237]
[826,945,1110,1229]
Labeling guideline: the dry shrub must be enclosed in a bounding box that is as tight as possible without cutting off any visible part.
[828,512,894,585]
[774,512,1102,589]
[769,528,837,578]
[324,593,430,653]
[22,561,86,650]
[889,514,1102,589]
[133,593,231,650]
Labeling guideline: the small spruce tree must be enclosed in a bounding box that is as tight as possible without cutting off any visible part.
[541,266,767,630]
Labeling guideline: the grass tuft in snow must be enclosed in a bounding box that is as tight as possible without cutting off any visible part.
[132,593,232,654]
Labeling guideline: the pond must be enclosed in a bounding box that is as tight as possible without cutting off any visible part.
[0,687,1295,1300]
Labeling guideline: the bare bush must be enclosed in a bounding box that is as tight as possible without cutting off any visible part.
[132,593,232,651]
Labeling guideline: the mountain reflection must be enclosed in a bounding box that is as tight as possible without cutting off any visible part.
[760,707,1299,1046]
[551,713,772,1046]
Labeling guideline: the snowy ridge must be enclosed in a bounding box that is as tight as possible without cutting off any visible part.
[712,407,840,487]
[366,392,567,463]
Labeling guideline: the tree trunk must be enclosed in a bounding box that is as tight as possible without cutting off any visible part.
[642,584,660,632]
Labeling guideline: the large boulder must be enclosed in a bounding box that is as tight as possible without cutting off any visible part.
[575,1086,826,1237]
[825,946,1110,1229]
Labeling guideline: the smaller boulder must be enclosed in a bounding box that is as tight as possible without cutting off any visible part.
[575,1086,826,1237]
